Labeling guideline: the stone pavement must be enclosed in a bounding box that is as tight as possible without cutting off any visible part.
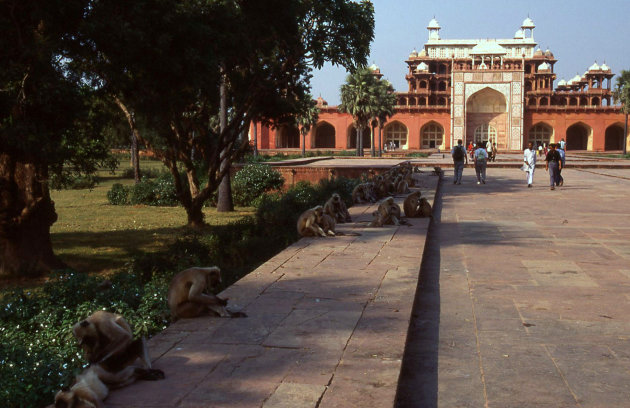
[105,174,439,408]
[397,168,630,408]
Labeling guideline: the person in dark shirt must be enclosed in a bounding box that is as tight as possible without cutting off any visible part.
[544,143,562,190]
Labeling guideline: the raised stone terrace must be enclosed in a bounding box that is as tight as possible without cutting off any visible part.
[106,173,439,408]
[107,157,630,408]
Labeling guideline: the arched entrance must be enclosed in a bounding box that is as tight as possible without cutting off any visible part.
[528,123,553,147]
[604,123,624,151]
[383,122,408,149]
[466,87,507,148]
[347,125,371,149]
[276,124,300,148]
[566,123,591,150]
[421,122,444,149]
[314,122,336,148]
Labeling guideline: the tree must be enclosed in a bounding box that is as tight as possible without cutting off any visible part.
[339,66,395,157]
[0,0,115,276]
[75,0,375,226]
[295,97,320,157]
[372,80,396,156]
[613,70,630,155]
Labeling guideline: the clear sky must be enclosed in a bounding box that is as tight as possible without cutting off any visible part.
[310,0,630,105]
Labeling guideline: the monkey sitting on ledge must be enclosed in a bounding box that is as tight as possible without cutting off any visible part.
[167,266,247,319]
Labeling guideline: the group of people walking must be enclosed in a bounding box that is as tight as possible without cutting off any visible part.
[451,138,566,189]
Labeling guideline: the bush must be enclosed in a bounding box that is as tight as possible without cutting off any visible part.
[120,167,164,179]
[107,174,179,206]
[107,183,129,205]
[232,164,284,206]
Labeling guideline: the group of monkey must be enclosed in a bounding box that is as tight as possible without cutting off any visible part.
[50,266,245,407]
[297,163,432,237]
[51,163,432,407]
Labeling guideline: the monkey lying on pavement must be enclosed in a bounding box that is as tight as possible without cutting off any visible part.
[52,342,165,408]
[168,266,247,319]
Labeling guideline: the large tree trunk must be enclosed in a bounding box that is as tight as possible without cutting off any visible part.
[0,153,64,277]
[356,127,361,156]
[624,113,628,156]
[378,125,382,157]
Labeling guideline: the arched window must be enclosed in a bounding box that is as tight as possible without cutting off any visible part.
[529,123,552,146]
[473,124,497,144]
[419,80,427,89]
[384,122,408,149]
[418,97,426,106]
[540,97,548,106]
[438,81,447,91]
[438,97,447,105]
[314,122,335,148]
[528,97,537,106]
[421,123,444,149]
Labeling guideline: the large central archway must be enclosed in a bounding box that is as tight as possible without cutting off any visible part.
[566,123,591,151]
[466,87,507,148]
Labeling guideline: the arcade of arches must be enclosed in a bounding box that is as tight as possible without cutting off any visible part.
[276,125,300,149]
[347,126,372,149]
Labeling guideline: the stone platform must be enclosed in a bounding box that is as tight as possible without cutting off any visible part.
[396,167,630,408]
[105,174,439,407]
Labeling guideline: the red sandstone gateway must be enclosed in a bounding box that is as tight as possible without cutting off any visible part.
[253,17,627,153]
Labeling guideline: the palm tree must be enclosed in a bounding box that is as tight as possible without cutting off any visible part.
[613,70,630,155]
[295,96,320,157]
[372,79,396,157]
[339,66,394,157]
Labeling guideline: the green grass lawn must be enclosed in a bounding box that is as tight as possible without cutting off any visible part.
[50,160,255,275]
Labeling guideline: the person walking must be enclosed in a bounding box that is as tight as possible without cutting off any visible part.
[474,142,488,184]
[491,142,498,162]
[559,138,566,151]
[538,143,543,157]
[545,143,562,190]
[523,141,537,187]
[556,145,566,186]
[451,139,468,184]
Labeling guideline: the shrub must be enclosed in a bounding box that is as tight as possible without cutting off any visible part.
[120,167,164,179]
[107,183,130,205]
[50,173,98,190]
[107,174,179,206]
[232,164,284,206]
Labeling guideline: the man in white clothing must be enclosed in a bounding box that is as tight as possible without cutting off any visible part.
[523,141,536,187]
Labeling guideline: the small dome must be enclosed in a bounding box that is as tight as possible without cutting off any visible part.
[521,17,535,28]
[544,49,553,58]
[409,49,418,58]
[538,62,550,71]
[514,29,524,39]
[572,74,582,83]
[416,62,429,72]
[601,62,610,71]
[315,96,328,106]
[588,61,600,71]
[369,63,380,71]
[427,18,441,29]
[419,49,427,57]
[534,48,544,57]
[558,79,567,86]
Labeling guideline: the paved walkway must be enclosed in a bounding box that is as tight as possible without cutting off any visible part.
[106,175,439,407]
[398,168,630,407]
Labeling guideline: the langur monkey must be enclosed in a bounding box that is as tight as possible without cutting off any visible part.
[73,311,151,368]
[323,193,352,223]
[52,357,165,408]
[403,191,422,217]
[296,205,327,237]
[319,213,337,236]
[167,266,247,319]
[369,197,402,227]
[352,183,376,204]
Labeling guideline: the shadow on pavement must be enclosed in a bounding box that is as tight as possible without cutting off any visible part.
[395,176,443,408]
